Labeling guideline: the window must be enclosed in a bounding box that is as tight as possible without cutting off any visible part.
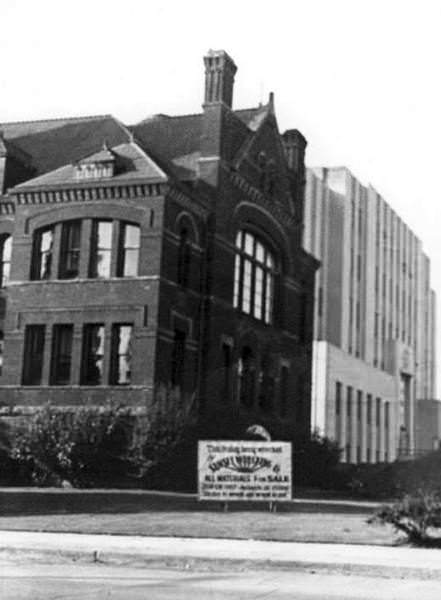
[367,394,372,424]
[50,325,73,385]
[22,325,45,385]
[347,386,352,417]
[0,235,11,287]
[59,220,81,279]
[279,365,289,417]
[233,230,276,324]
[335,381,342,441]
[0,330,3,376]
[177,228,191,287]
[221,343,232,402]
[171,329,186,388]
[296,374,305,421]
[357,390,362,421]
[237,346,255,407]
[89,220,112,278]
[118,223,140,277]
[110,324,133,385]
[335,382,342,415]
[376,397,381,427]
[258,357,275,413]
[31,227,53,280]
[81,324,105,385]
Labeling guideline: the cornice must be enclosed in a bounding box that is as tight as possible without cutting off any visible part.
[12,181,166,206]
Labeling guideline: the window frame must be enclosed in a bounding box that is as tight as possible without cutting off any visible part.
[59,220,82,280]
[50,324,74,385]
[30,226,54,281]
[117,222,140,277]
[22,325,45,385]
[89,219,113,279]
[177,227,191,287]
[233,230,277,324]
[80,323,105,386]
[109,323,133,385]
[0,235,11,288]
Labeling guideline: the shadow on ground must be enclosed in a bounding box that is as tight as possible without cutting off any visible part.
[0,489,375,517]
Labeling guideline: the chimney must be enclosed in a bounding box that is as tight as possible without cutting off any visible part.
[282,129,307,172]
[282,129,307,226]
[199,50,237,186]
[203,49,237,108]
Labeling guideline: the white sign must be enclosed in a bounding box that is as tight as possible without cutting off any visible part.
[198,440,292,502]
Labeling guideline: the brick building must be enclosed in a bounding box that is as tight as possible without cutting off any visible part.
[0,50,318,438]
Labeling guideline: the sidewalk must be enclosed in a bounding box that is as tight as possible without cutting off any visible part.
[1,530,440,574]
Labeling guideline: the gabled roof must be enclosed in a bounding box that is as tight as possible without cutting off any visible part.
[79,144,116,164]
[14,142,168,189]
[131,103,271,175]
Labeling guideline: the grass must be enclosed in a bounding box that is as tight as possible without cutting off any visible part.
[0,488,400,546]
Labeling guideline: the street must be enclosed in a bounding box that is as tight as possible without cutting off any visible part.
[1,561,441,600]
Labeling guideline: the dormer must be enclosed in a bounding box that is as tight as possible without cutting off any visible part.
[75,143,116,181]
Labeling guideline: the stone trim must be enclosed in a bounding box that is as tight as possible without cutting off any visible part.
[14,182,164,206]
[230,171,296,228]
[167,186,208,218]
[0,202,14,215]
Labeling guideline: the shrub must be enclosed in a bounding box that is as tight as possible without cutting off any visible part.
[293,430,342,488]
[0,418,23,485]
[10,389,196,488]
[10,404,144,487]
[369,490,441,546]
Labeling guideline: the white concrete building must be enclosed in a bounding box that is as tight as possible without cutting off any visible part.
[304,167,437,462]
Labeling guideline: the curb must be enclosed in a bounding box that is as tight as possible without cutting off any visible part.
[2,531,441,579]
[2,545,441,581]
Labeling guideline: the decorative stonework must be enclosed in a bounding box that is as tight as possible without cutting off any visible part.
[167,186,208,218]
[14,183,164,205]
[230,171,296,228]
[0,202,14,215]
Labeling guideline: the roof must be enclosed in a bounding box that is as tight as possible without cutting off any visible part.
[14,142,168,189]
[131,104,269,174]
[0,100,273,190]
[0,114,130,176]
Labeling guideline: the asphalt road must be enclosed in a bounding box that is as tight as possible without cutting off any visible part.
[2,562,441,600]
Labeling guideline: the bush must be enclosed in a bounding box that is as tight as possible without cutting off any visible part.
[293,430,342,488]
[370,490,441,546]
[330,449,441,500]
[10,404,145,487]
[0,419,23,486]
[10,389,196,488]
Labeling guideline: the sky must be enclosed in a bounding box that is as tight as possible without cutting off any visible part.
[1,0,441,386]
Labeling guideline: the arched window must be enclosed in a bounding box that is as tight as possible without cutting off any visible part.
[0,235,11,288]
[177,227,191,287]
[233,230,276,324]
